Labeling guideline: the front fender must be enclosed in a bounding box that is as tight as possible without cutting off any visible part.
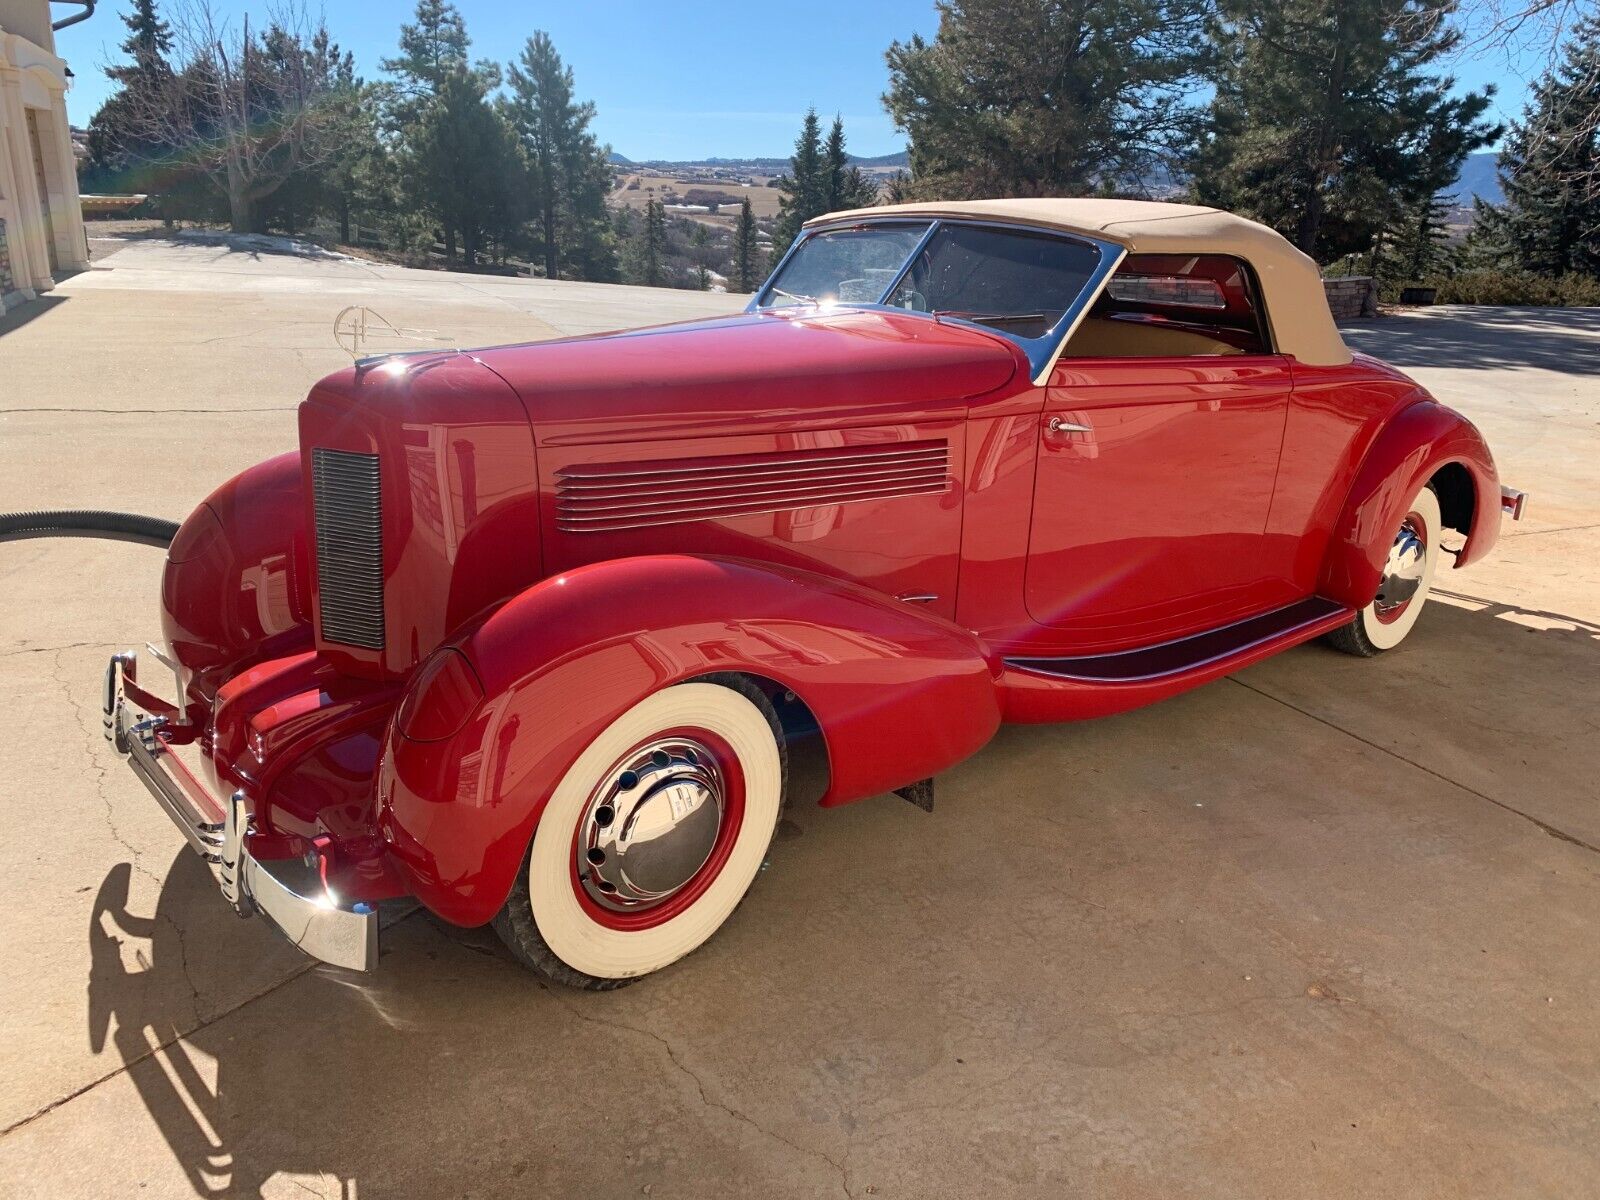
[377,555,1001,927]
[1319,399,1500,609]
[161,452,314,706]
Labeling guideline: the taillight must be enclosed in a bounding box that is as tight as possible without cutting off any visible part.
[396,649,484,742]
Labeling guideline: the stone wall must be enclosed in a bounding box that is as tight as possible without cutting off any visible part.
[1324,275,1378,319]
[0,217,15,301]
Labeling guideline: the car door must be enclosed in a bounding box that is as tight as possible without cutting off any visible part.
[1023,353,1295,650]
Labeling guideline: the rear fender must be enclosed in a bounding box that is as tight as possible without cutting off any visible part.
[377,555,1001,926]
[1319,399,1501,608]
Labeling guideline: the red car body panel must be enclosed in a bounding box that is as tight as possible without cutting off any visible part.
[297,354,544,681]
[160,451,314,707]
[473,308,1022,440]
[1318,395,1501,605]
[376,555,999,926]
[153,300,1505,925]
[1026,354,1295,650]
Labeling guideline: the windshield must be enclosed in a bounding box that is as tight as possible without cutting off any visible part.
[756,220,1106,370]
[762,224,931,308]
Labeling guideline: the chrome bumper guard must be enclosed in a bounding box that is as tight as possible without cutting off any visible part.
[103,650,378,971]
[1501,486,1528,521]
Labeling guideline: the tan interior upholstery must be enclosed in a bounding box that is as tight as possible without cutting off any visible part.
[1063,317,1243,358]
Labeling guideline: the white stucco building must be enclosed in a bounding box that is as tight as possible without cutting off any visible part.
[0,0,90,310]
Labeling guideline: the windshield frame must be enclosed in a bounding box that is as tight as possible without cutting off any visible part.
[750,217,1127,384]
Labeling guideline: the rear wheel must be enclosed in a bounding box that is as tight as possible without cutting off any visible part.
[1325,483,1442,657]
[493,676,786,989]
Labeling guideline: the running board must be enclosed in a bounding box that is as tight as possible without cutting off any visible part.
[1005,597,1350,684]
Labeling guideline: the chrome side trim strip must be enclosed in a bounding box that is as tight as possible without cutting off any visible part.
[557,444,947,482]
[1005,597,1350,684]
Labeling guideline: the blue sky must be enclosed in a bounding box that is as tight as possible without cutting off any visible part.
[54,1,1544,162]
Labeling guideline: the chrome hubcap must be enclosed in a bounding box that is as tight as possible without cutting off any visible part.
[578,738,725,912]
[1374,516,1427,618]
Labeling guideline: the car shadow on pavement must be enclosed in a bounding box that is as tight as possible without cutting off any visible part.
[80,587,1600,1198]
[85,853,563,1198]
[1430,587,1600,644]
[1341,307,1600,374]
[88,857,293,1199]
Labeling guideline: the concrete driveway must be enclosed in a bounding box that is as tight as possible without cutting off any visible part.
[1,241,1596,1198]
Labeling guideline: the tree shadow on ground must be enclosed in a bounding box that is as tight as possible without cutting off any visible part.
[1340,306,1600,375]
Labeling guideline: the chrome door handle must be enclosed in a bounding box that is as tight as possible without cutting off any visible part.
[1048,417,1092,433]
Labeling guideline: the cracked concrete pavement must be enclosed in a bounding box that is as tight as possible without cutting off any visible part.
[1,239,1596,1198]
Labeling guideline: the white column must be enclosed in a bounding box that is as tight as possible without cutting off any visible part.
[0,67,45,294]
[0,113,29,300]
[33,96,86,270]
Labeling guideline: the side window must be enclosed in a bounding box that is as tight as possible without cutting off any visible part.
[887,225,1102,341]
[1063,253,1273,359]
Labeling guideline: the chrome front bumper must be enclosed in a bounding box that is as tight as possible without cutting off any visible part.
[103,650,378,972]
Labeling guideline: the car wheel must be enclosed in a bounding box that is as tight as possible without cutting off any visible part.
[1324,483,1443,657]
[493,675,786,989]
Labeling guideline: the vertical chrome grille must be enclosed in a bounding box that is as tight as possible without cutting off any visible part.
[311,448,386,650]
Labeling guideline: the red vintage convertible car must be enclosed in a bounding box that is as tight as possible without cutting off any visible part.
[105,199,1525,987]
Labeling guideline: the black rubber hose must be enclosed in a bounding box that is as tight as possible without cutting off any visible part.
[0,510,178,548]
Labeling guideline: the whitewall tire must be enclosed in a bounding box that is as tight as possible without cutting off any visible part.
[1325,483,1442,657]
[493,677,785,988]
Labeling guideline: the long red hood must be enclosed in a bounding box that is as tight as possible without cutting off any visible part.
[471,307,1023,443]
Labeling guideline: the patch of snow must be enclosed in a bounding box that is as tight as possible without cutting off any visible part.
[173,229,358,260]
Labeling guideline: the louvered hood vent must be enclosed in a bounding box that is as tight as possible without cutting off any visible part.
[310,448,386,649]
[556,440,951,533]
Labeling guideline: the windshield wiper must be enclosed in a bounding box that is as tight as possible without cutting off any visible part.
[767,286,820,305]
[934,310,1050,334]
[933,310,1046,322]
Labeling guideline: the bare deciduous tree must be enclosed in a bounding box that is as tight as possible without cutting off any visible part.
[124,1,348,232]
[1449,1,1600,196]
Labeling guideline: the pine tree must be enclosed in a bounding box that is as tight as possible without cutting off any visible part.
[382,0,497,96]
[84,0,177,199]
[823,115,881,212]
[118,0,172,69]
[1475,15,1600,278]
[771,109,826,260]
[255,31,376,240]
[380,1,498,134]
[1193,0,1497,261]
[884,0,1209,199]
[400,68,526,265]
[689,221,713,289]
[385,3,512,261]
[1391,193,1457,281]
[506,32,617,281]
[732,197,760,292]
[636,199,667,287]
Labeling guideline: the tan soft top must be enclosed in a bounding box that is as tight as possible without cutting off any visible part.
[806,199,1351,366]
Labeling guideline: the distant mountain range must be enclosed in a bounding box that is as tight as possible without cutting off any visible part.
[609,149,908,170]
[611,148,1501,206]
[1443,151,1502,207]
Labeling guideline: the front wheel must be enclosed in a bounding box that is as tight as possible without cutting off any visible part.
[493,676,786,989]
[1324,482,1443,657]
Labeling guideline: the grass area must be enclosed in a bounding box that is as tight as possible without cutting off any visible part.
[609,170,785,232]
